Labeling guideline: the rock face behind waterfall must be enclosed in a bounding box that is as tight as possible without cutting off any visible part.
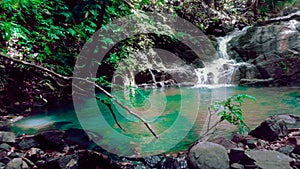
[228,12,300,86]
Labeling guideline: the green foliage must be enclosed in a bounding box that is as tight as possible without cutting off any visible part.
[258,0,296,14]
[211,94,256,134]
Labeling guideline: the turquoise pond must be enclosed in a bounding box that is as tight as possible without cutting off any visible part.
[11,86,300,156]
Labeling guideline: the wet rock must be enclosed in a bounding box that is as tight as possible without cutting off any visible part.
[244,150,292,169]
[187,141,229,169]
[249,116,288,141]
[17,138,39,150]
[0,132,15,143]
[34,130,64,151]
[5,158,23,169]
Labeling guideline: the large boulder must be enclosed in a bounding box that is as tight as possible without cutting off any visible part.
[228,14,300,86]
[244,150,293,169]
[249,116,288,141]
[187,141,229,169]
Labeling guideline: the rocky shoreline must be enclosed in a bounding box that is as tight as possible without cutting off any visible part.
[0,114,300,168]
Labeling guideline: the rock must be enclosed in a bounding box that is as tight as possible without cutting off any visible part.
[158,158,181,169]
[22,161,28,169]
[0,162,4,168]
[0,121,11,131]
[245,139,257,149]
[278,145,295,155]
[5,158,23,169]
[231,163,244,169]
[7,152,22,158]
[0,132,15,143]
[133,165,148,169]
[0,143,11,151]
[35,160,45,168]
[228,18,300,86]
[17,138,39,150]
[143,155,162,168]
[232,134,258,147]
[292,145,300,155]
[64,128,93,149]
[277,114,300,129]
[187,141,229,169]
[34,130,64,151]
[249,116,288,141]
[239,78,274,87]
[77,150,120,169]
[57,155,78,169]
[288,136,300,146]
[209,137,238,150]
[244,150,293,169]
[229,148,245,164]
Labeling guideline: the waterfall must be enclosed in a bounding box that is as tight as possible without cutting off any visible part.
[195,27,250,87]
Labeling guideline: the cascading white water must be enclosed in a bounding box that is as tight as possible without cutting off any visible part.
[195,27,251,87]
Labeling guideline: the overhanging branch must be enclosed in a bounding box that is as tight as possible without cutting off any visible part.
[0,53,159,139]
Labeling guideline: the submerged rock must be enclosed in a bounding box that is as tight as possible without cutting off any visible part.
[187,141,229,169]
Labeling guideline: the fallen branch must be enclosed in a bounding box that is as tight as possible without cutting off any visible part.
[255,11,300,26]
[0,53,159,139]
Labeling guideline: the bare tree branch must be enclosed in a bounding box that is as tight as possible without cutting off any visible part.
[0,53,159,139]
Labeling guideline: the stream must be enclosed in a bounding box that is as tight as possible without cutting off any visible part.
[9,23,300,156]
[10,86,300,156]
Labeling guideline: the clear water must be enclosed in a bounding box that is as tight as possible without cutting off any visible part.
[11,86,300,156]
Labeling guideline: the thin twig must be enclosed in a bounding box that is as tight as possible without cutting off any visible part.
[0,53,159,139]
